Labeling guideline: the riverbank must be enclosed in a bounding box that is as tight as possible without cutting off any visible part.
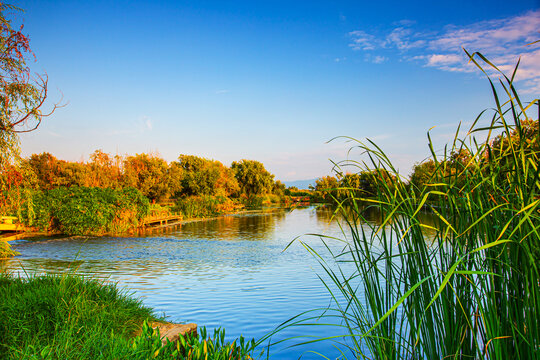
[1,205,308,243]
[0,272,256,359]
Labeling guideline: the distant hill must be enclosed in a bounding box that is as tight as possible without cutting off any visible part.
[283,179,317,190]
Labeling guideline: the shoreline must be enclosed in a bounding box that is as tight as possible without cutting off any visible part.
[0,205,311,243]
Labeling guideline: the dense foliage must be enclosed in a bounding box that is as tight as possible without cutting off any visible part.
[231,160,275,197]
[173,195,241,218]
[313,170,396,203]
[15,186,149,235]
[0,151,289,237]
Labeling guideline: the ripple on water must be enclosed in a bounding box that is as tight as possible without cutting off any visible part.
[4,207,363,359]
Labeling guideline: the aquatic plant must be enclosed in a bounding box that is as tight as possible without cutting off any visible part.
[0,240,17,259]
[275,52,539,358]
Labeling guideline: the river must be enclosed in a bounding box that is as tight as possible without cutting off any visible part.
[1,206,379,359]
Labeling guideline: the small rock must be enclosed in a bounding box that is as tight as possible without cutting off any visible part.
[152,322,198,345]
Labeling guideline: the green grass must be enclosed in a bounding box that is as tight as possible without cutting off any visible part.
[0,272,258,359]
[0,272,157,359]
[274,51,540,358]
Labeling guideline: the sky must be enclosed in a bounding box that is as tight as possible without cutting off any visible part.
[14,0,540,181]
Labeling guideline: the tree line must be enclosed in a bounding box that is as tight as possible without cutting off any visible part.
[1,150,283,203]
[313,118,539,204]
[0,150,288,235]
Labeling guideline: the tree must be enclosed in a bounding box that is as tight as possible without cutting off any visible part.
[409,148,475,193]
[231,159,275,196]
[488,118,539,170]
[121,153,168,202]
[0,3,56,223]
[166,161,183,199]
[26,152,61,190]
[409,160,436,192]
[0,3,54,166]
[176,155,220,196]
[88,149,120,188]
[273,180,286,198]
[314,176,338,201]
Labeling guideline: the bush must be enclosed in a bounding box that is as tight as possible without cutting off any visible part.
[243,194,281,209]
[173,195,242,218]
[18,186,150,235]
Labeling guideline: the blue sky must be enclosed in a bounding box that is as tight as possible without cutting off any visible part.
[16,0,540,181]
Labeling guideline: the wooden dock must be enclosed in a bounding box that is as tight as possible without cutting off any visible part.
[142,214,183,227]
[0,216,24,232]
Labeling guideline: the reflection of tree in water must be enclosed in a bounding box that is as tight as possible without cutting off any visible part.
[314,204,439,239]
[313,206,336,226]
[415,211,442,239]
[314,204,383,226]
[5,209,361,282]
[177,210,286,241]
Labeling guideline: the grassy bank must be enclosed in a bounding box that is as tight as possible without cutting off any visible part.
[0,273,156,359]
[0,272,257,359]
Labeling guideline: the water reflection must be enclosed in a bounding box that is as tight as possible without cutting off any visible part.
[2,207,352,359]
[1,206,439,359]
[314,204,439,239]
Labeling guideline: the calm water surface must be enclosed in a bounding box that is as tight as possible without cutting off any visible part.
[2,206,375,359]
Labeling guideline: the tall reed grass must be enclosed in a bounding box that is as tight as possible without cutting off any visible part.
[275,52,539,359]
[0,241,18,258]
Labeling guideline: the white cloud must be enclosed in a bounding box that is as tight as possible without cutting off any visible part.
[384,27,425,50]
[372,55,388,64]
[140,115,153,132]
[363,54,388,64]
[348,30,379,50]
[426,54,462,66]
[145,117,153,131]
[348,9,540,92]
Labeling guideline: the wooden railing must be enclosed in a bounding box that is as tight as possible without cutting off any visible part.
[142,213,183,226]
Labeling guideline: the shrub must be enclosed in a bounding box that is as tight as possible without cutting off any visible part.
[18,186,149,235]
[173,195,242,218]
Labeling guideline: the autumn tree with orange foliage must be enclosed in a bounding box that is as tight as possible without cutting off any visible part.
[0,3,57,217]
[122,153,169,202]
